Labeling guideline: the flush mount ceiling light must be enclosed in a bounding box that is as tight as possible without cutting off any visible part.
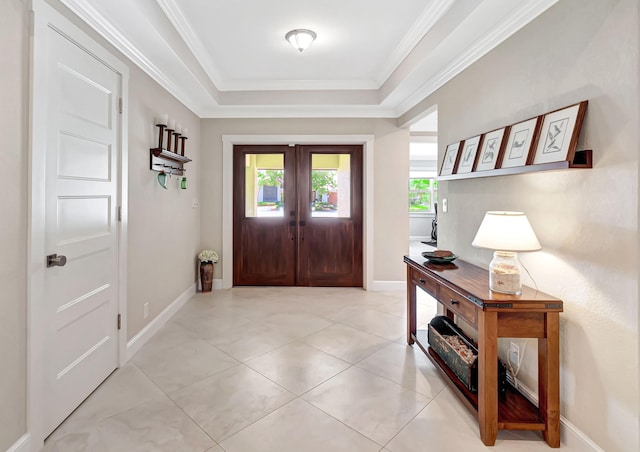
[285,29,317,52]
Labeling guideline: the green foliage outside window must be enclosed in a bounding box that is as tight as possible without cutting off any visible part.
[409,178,438,212]
[257,169,283,188]
[312,170,337,197]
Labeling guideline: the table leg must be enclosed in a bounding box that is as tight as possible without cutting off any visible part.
[539,312,561,447]
[406,266,416,345]
[478,310,498,446]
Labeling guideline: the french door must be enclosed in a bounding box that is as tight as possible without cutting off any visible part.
[233,144,363,286]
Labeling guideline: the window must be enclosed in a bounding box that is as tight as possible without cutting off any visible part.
[409,178,438,213]
[310,153,351,218]
[409,141,438,214]
[245,153,284,217]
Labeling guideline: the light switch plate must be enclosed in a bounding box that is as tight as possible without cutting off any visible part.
[442,198,448,212]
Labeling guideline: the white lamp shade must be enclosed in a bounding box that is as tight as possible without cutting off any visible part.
[285,29,317,52]
[472,211,541,252]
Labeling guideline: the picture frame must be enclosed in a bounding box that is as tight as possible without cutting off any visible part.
[474,127,508,172]
[440,141,463,176]
[455,135,482,174]
[501,116,542,168]
[533,101,588,165]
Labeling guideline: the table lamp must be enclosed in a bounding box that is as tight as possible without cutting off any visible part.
[472,211,541,295]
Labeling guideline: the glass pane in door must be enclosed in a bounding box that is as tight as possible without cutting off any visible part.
[310,153,350,218]
[245,153,284,217]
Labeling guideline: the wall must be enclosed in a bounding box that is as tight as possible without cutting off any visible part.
[400,0,638,450]
[125,61,201,338]
[409,214,434,239]
[0,1,29,449]
[0,1,201,449]
[200,118,409,283]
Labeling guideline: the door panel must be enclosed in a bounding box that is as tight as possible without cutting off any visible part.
[233,146,296,285]
[44,28,120,436]
[233,144,363,287]
[297,145,363,287]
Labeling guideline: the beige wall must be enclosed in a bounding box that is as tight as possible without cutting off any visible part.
[200,118,409,283]
[126,60,201,338]
[0,1,201,448]
[0,1,29,448]
[401,0,638,450]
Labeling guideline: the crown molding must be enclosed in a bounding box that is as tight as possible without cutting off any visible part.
[374,0,455,87]
[155,0,224,89]
[394,0,560,117]
[200,104,398,119]
[58,0,211,116]
[59,0,559,120]
[217,78,379,92]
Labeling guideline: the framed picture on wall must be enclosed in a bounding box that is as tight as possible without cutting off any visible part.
[501,116,542,168]
[456,135,482,174]
[474,127,508,171]
[440,141,463,176]
[532,100,588,165]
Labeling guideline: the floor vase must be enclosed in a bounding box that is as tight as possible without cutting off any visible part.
[200,262,214,292]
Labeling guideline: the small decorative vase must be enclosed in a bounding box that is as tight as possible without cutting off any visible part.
[200,262,214,292]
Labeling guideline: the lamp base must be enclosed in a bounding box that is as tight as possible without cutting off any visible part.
[489,251,522,295]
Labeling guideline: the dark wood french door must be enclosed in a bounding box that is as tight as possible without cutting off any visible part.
[233,144,363,287]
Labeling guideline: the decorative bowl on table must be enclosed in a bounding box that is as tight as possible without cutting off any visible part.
[422,250,457,265]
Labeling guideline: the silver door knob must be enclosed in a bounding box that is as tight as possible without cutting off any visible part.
[47,254,67,268]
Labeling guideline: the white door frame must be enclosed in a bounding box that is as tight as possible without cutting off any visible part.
[28,1,129,449]
[222,135,374,290]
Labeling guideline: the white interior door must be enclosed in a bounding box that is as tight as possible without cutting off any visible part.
[42,26,121,436]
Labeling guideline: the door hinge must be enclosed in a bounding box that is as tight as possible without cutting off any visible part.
[117,314,121,330]
[117,206,122,222]
[118,97,123,114]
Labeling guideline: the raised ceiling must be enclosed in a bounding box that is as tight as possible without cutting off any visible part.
[60,0,558,118]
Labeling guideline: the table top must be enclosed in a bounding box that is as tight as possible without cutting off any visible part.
[404,254,562,308]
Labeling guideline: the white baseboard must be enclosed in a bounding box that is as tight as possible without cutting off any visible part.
[560,416,604,452]
[7,433,30,452]
[511,379,603,451]
[370,280,406,291]
[126,283,196,360]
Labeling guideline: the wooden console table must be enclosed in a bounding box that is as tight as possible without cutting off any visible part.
[404,255,562,447]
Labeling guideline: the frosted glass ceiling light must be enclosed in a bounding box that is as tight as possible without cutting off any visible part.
[285,29,317,52]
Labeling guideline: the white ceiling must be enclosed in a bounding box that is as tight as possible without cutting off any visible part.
[60,0,558,119]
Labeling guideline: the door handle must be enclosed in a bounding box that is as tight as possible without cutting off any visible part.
[47,254,67,268]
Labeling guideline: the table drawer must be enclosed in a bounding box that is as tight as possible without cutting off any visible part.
[438,284,477,326]
[411,268,438,297]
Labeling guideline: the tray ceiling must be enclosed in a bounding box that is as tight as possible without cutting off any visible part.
[60,0,558,118]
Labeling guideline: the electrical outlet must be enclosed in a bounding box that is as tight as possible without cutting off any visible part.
[143,302,149,319]
[509,341,520,365]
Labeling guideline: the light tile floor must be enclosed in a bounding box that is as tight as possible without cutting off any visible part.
[44,282,573,451]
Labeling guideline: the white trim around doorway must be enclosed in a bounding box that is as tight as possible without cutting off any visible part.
[222,135,374,290]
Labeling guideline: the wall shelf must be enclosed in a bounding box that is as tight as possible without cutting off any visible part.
[438,150,591,181]
[150,148,191,176]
